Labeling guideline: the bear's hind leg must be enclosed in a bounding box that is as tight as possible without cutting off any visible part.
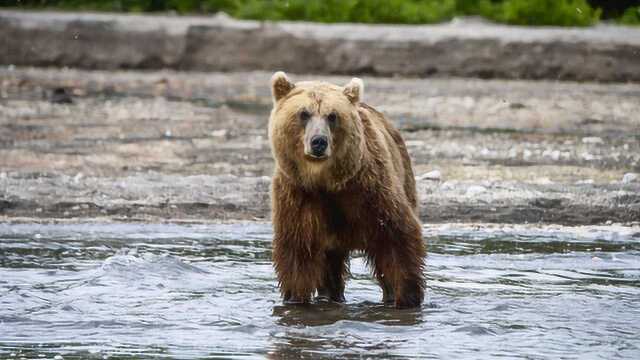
[377,273,395,305]
[316,249,349,303]
[369,215,425,309]
[371,251,424,308]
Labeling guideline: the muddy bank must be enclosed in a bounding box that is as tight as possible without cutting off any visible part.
[2,11,640,82]
[1,67,639,224]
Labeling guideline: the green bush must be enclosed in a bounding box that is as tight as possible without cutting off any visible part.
[229,0,601,26]
[0,0,627,27]
[230,0,459,24]
[489,0,601,26]
[619,6,640,25]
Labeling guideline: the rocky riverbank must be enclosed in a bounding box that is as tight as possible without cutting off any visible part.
[1,67,639,224]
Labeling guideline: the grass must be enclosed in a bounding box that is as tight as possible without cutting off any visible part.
[3,0,637,27]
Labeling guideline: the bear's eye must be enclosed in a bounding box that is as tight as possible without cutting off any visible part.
[298,109,311,124]
[327,112,338,126]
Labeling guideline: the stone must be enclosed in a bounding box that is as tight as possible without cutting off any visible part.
[582,136,603,144]
[622,173,638,184]
[416,170,441,181]
[465,185,487,196]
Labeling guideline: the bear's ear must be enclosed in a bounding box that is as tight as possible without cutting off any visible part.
[271,71,295,102]
[343,77,363,104]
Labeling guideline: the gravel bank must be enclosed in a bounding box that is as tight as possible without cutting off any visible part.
[1,67,639,224]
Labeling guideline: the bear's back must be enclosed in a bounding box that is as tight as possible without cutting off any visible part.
[357,103,418,214]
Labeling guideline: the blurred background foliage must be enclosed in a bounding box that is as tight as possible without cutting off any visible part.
[619,5,640,24]
[2,0,639,26]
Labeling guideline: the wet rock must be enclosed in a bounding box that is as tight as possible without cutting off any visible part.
[582,117,603,125]
[50,87,72,104]
[622,173,638,184]
[534,178,554,185]
[211,129,228,138]
[531,198,563,209]
[582,137,603,144]
[416,170,441,181]
[465,185,487,196]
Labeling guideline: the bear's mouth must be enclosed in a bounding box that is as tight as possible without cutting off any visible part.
[304,153,329,162]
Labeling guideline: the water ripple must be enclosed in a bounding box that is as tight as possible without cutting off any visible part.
[1,222,639,359]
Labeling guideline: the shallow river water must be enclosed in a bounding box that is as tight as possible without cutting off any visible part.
[1,222,639,359]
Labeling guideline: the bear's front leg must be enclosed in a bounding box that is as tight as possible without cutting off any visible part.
[272,219,326,304]
[271,176,326,304]
[273,242,325,304]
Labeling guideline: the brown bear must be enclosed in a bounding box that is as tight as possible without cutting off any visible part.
[268,72,425,309]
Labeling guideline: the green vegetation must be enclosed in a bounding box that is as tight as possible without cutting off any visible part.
[2,0,638,27]
[488,0,601,27]
[619,6,640,25]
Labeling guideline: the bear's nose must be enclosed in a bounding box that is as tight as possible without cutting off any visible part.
[310,135,328,156]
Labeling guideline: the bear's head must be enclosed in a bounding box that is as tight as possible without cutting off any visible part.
[268,71,366,191]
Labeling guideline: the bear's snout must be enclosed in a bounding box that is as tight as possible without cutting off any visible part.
[303,116,332,160]
[310,135,329,157]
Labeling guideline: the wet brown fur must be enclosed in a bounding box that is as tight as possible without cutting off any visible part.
[269,73,425,308]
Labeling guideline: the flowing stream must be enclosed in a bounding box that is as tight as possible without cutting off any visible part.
[1,222,639,359]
